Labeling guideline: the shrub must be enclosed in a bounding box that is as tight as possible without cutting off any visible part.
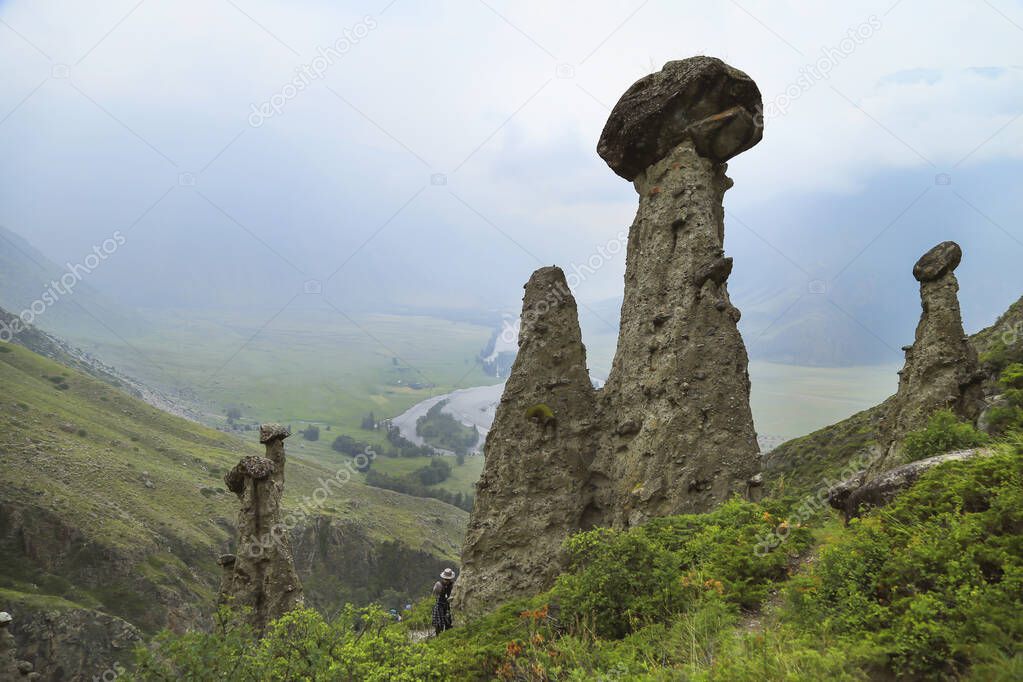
[791,443,1023,678]
[902,410,988,461]
[998,362,1023,390]
[129,606,453,681]
[556,498,813,639]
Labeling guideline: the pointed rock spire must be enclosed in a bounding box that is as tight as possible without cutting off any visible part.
[454,267,597,616]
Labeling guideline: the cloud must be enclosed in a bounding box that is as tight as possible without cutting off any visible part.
[0,0,1021,323]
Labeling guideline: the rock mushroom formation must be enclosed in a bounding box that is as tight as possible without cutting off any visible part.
[218,423,304,633]
[593,56,762,526]
[457,57,764,615]
[454,267,597,616]
[871,241,984,474]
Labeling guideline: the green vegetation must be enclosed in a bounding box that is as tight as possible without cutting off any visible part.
[0,343,466,636]
[524,403,556,427]
[416,400,480,455]
[365,462,474,512]
[84,309,497,450]
[129,606,452,681]
[984,363,1023,435]
[902,409,989,462]
[138,442,1023,680]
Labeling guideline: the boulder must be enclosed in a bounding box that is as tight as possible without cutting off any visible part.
[597,56,763,180]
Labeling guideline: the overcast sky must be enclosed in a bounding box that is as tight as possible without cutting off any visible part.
[2,0,1022,349]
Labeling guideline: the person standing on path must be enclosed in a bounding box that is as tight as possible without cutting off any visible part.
[431,568,456,635]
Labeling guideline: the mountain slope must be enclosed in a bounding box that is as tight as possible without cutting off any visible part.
[0,225,142,345]
[0,341,466,680]
[764,294,1023,493]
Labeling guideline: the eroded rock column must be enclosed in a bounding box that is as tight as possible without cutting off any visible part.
[219,423,304,633]
[872,241,984,473]
[593,57,763,526]
[454,267,597,616]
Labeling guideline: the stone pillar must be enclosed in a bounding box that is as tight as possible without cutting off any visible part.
[454,267,597,616]
[593,56,763,526]
[219,424,304,633]
[872,241,984,474]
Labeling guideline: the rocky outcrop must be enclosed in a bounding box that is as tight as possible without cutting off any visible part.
[0,613,33,682]
[829,448,985,519]
[219,424,304,633]
[871,242,984,474]
[454,268,597,615]
[3,605,140,682]
[457,57,763,615]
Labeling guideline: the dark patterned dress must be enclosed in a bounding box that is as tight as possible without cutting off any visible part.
[431,579,453,634]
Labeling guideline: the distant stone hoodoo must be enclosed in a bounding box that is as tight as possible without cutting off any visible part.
[872,241,984,473]
[218,423,304,633]
[456,57,764,615]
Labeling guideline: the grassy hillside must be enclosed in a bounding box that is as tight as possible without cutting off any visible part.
[0,341,466,677]
[764,295,1023,493]
[82,306,498,448]
[131,439,1023,680]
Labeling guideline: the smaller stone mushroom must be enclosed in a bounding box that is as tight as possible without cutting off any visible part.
[913,241,962,282]
[259,423,291,444]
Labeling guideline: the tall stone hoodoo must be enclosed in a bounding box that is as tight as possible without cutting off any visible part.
[454,267,597,615]
[218,423,304,633]
[872,241,984,473]
[457,57,764,615]
[593,56,762,526]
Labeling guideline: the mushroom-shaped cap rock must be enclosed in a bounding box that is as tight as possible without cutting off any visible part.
[259,423,291,444]
[597,56,763,180]
[913,241,962,282]
[224,456,277,496]
[0,612,11,625]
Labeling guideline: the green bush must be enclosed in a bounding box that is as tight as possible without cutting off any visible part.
[998,362,1023,390]
[129,606,453,681]
[555,498,813,639]
[902,410,989,461]
[790,443,1023,678]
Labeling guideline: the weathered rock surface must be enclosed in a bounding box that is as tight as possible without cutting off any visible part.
[592,134,760,527]
[830,448,985,519]
[458,57,763,615]
[454,267,597,616]
[592,57,762,527]
[872,241,984,474]
[3,606,140,682]
[597,56,763,180]
[219,424,304,633]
